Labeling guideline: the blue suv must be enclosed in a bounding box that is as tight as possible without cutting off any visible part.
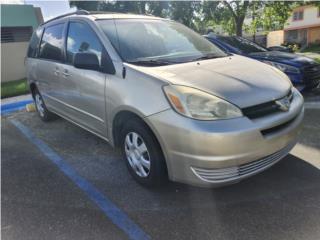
[205,34,320,91]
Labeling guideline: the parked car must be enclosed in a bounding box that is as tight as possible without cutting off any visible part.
[205,34,320,91]
[267,45,294,53]
[26,11,304,187]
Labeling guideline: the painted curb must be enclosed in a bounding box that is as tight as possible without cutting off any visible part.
[1,99,33,115]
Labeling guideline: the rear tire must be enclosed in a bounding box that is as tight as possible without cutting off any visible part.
[120,118,168,187]
[33,89,57,122]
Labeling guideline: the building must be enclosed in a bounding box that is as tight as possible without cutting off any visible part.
[284,5,320,47]
[1,4,43,83]
[267,30,284,48]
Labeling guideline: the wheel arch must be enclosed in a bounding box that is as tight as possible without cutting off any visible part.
[111,109,170,176]
[29,82,37,98]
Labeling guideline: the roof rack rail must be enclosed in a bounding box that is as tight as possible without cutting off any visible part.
[87,11,118,14]
[41,10,90,25]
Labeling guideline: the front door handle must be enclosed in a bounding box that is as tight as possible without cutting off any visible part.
[62,69,71,77]
[53,69,60,75]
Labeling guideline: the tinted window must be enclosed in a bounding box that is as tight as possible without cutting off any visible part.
[217,36,267,54]
[27,28,43,58]
[39,24,64,61]
[66,22,103,65]
[98,19,227,64]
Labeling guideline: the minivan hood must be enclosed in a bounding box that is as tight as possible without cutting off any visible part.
[248,51,316,66]
[128,55,291,108]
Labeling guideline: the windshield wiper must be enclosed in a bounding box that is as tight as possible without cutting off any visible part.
[191,54,228,62]
[126,59,173,66]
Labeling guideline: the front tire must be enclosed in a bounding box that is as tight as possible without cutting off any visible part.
[121,118,168,187]
[33,89,57,122]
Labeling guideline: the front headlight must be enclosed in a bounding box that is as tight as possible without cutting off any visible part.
[263,61,300,74]
[163,85,243,120]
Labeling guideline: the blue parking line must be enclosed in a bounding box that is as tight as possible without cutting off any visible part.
[1,100,33,115]
[10,119,150,240]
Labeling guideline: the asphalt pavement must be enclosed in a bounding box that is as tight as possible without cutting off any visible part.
[1,98,320,240]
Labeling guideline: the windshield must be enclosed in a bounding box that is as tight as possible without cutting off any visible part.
[98,19,227,65]
[217,36,267,54]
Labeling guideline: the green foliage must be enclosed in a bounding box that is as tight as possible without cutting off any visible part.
[282,42,300,52]
[202,1,235,35]
[68,1,320,36]
[301,44,320,53]
[169,1,202,29]
[70,1,147,14]
[1,79,29,99]
[147,1,170,18]
[260,1,296,31]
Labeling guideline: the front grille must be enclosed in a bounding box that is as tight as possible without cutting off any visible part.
[191,142,295,183]
[242,90,293,119]
[303,64,320,88]
[261,116,297,136]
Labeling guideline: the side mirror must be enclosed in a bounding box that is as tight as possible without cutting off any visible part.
[74,52,100,71]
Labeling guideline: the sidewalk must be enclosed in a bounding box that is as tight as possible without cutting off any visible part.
[1,94,32,105]
[297,52,320,60]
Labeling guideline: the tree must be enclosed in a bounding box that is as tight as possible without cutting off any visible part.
[69,1,201,29]
[169,1,202,29]
[222,0,250,36]
[70,1,147,14]
[69,1,100,11]
[202,1,235,35]
[146,1,170,18]
[261,1,296,31]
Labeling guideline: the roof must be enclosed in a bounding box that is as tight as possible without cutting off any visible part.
[91,13,162,20]
[41,11,164,26]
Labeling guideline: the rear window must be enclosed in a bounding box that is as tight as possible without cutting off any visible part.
[39,24,64,61]
[217,36,267,54]
[27,28,43,58]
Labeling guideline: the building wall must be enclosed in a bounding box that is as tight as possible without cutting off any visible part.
[1,4,39,29]
[1,42,29,82]
[34,7,44,26]
[309,26,320,44]
[1,4,43,83]
[285,5,320,30]
[267,30,284,47]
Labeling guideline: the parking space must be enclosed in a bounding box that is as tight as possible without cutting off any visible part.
[2,104,320,240]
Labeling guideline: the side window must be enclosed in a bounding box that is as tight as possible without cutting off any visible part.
[66,22,103,65]
[98,20,120,53]
[39,24,64,61]
[27,28,43,58]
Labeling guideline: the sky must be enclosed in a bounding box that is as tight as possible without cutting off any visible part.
[2,0,75,21]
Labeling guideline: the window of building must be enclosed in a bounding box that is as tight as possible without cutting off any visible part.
[66,22,103,65]
[39,24,64,61]
[27,28,43,58]
[1,26,33,43]
[286,30,298,42]
[293,10,303,21]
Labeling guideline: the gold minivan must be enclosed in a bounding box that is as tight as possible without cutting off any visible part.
[26,11,304,187]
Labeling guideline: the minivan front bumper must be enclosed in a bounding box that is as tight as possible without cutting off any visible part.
[146,89,304,187]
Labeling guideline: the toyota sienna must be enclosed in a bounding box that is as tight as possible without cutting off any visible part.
[26,11,304,187]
